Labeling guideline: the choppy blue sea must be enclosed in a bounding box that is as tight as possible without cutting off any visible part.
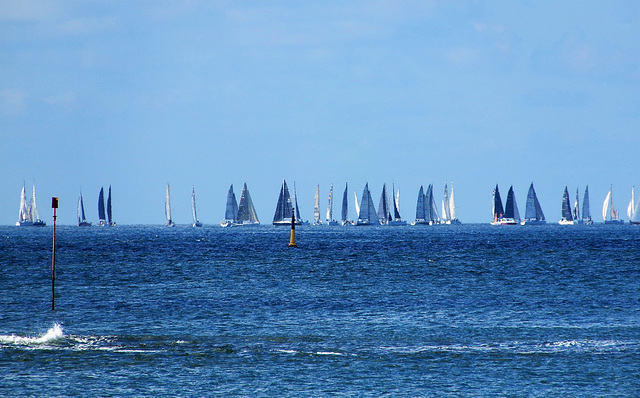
[1,224,639,396]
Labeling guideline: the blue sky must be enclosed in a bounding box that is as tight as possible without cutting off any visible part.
[1,1,639,225]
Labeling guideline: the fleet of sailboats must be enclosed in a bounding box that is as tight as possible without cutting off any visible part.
[13,180,640,227]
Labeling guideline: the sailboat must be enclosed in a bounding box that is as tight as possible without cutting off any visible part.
[106,186,116,226]
[325,184,339,226]
[341,183,353,226]
[521,182,546,225]
[572,187,581,224]
[191,186,202,227]
[356,183,379,225]
[411,186,427,225]
[273,179,300,226]
[377,183,391,225]
[313,184,322,225]
[603,185,624,224]
[491,185,519,225]
[221,184,239,227]
[388,184,407,225]
[580,186,593,225]
[558,186,574,225]
[235,182,260,226]
[448,182,461,224]
[97,187,106,226]
[16,182,46,226]
[627,186,635,223]
[441,183,451,224]
[165,183,175,227]
[630,187,640,225]
[77,192,91,227]
[411,184,440,225]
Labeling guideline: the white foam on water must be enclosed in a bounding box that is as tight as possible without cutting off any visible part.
[0,323,64,345]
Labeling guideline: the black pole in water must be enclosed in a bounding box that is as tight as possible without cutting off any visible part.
[51,197,58,311]
[288,206,297,247]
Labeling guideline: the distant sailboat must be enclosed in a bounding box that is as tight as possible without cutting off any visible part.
[221,184,239,227]
[16,182,46,226]
[411,184,440,225]
[491,184,519,225]
[388,184,407,226]
[356,183,379,225]
[313,184,322,225]
[582,186,593,225]
[603,185,623,224]
[325,184,339,226]
[558,186,574,225]
[191,186,202,227]
[273,179,299,226]
[98,187,106,226]
[341,183,353,226]
[572,187,581,224]
[448,182,461,224]
[165,183,175,227]
[521,183,546,225]
[377,183,391,225]
[235,182,260,226]
[627,186,635,223]
[107,186,116,226]
[77,192,91,227]
[630,187,640,225]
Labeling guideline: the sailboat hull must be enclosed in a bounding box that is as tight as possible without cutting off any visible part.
[78,221,92,227]
[520,219,546,225]
[558,219,575,225]
[491,218,518,226]
[604,219,624,225]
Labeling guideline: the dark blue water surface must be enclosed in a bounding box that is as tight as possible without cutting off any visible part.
[1,224,639,396]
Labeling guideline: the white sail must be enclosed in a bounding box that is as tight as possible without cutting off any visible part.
[632,195,640,224]
[354,190,360,219]
[313,185,321,224]
[602,191,611,221]
[449,182,457,221]
[627,186,635,220]
[582,186,592,223]
[326,184,333,223]
[573,187,580,221]
[165,183,174,226]
[17,184,29,225]
[442,183,451,222]
[191,186,202,227]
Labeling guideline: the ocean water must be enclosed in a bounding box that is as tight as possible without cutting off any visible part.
[1,224,639,396]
